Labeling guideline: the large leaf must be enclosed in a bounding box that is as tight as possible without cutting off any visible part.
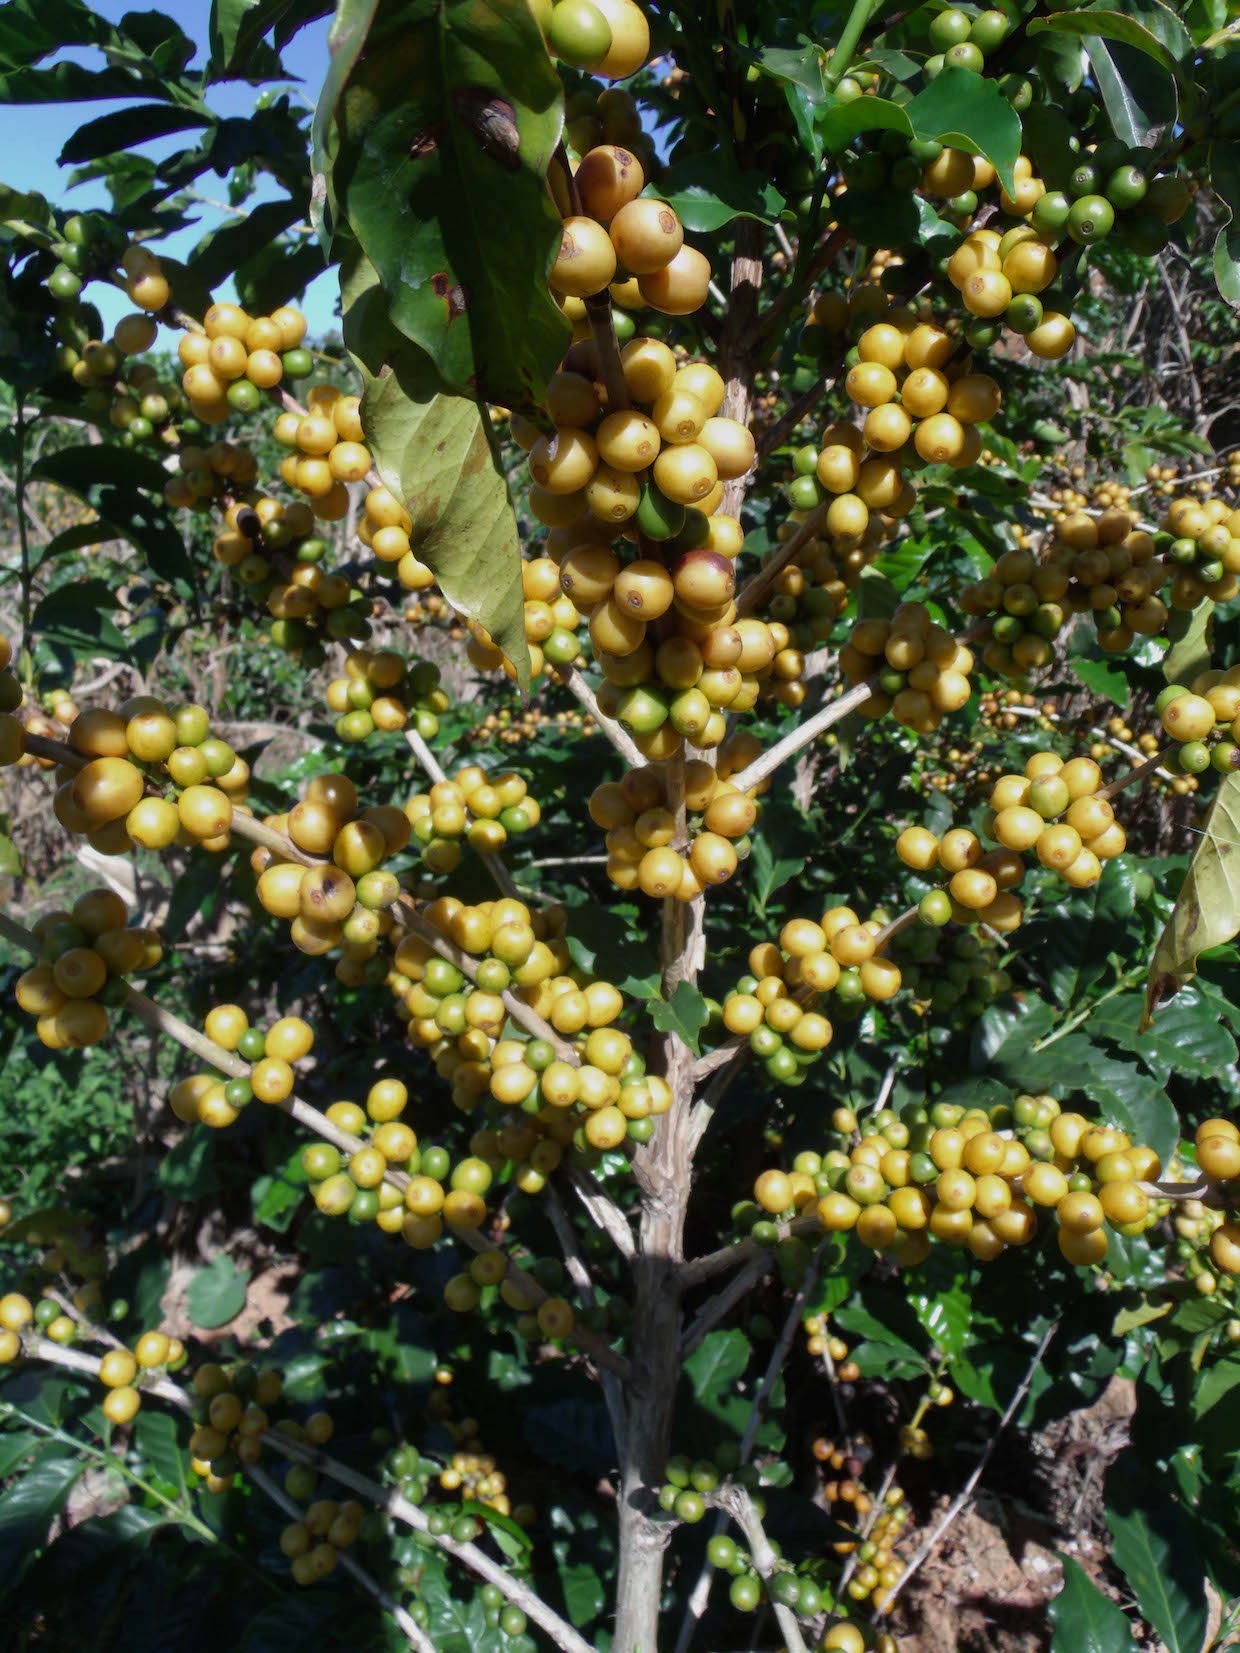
[1085,36,1177,147]
[30,445,168,496]
[0,0,116,71]
[1105,1462,1206,1653]
[0,1451,83,1600]
[186,1256,249,1329]
[1030,3,1191,71]
[1145,773,1240,1020]
[208,0,331,81]
[31,580,129,658]
[1162,598,1214,684]
[135,1409,185,1491]
[358,329,530,690]
[1050,1557,1136,1653]
[906,67,1021,195]
[324,0,567,410]
[1210,142,1240,308]
[649,981,710,1057]
[59,104,213,164]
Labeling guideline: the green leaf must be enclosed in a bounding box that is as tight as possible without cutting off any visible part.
[324,0,567,410]
[1105,1462,1206,1653]
[30,444,168,496]
[0,835,21,877]
[0,1452,82,1600]
[135,1409,185,1491]
[1111,1299,1172,1336]
[656,152,785,232]
[1071,658,1129,705]
[907,1278,972,1360]
[1209,142,1240,308]
[1192,1353,1240,1418]
[1162,598,1214,683]
[1145,773,1240,1020]
[59,104,212,164]
[1050,1556,1136,1653]
[1030,4,1190,71]
[30,580,129,658]
[819,94,913,156]
[1085,37,1177,148]
[186,1256,249,1329]
[563,911,659,998]
[685,1328,751,1401]
[649,982,710,1057]
[209,0,327,80]
[357,334,530,692]
[857,565,900,620]
[251,1151,310,1233]
[33,520,120,570]
[906,67,1021,195]
[749,832,805,919]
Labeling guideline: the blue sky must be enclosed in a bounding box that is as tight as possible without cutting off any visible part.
[0,0,339,335]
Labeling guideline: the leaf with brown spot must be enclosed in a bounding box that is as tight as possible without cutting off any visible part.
[1143,771,1240,1025]
[320,0,567,411]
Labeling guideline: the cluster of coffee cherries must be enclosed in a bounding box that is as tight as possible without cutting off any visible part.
[326,650,447,745]
[57,697,249,856]
[272,385,369,523]
[589,747,763,900]
[548,116,709,314]
[443,1250,576,1342]
[753,1090,1174,1270]
[960,513,1171,674]
[251,772,408,966]
[468,553,584,682]
[53,298,187,445]
[296,1077,428,1237]
[943,220,1075,360]
[211,495,372,658]
[170,1010,316,1129]
[405,766,542,873]
[903,749,1127,912]
[811,1435,912,1611]
[719,906,902,1084]
[1158,492,1240,613]
[541,0,648,78]
[190,1358,317,1489]
[178,300,311,426]
[164,437,259,511]
[1169,1120,1240,1295]
[1156,674,1240,778]
[797,290,1001,521]
[0,1294,185,1423]
[389,897,653,1148]
[887,923,1012,1023]
[357,484,436,594]
[13,889,160,1050]
[841,605,975,732]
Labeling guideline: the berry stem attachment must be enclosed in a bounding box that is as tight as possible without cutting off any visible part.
[1097,744,1177,802]
[553,663,647,767]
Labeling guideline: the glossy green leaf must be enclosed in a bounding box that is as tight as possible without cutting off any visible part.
[656,152,785,231]
[1209,141,1240,307]
[1071,658,1129,704]
[0,1451,83,1599]
[819,94,913,156]
[1086,37,1177,147]
[1105,1463,1206,1653]
[186,1255,249,1329]
[209,0,330,80]
[324,0,567,410]
[685,1329,751,1400]
[31,580,129,658]
[650,981,711,1057]
[906,67,1021,194]
[135,1409,185,1491]
[1050,1557,1135,1653]
[1030,4,1190,71]
[1146,773,1240,1020]
[358,331,530,691]
[1163,597,1215,683]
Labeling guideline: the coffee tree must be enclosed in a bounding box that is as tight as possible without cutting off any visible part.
[3,0,1240,1647]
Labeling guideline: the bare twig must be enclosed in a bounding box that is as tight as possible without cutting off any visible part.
[726,679,875,796]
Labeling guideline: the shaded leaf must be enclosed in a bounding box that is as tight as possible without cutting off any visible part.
[59,104,212,164]
[1030,5,1190,71]
[649,981,710,1057]
[1086,36,1177,147]
[0,1452,82,1600]
[1145,773,1240,1019]
[1105,1460,1206,1653]
[1050,1556,1136,1653]
[324,0,567,409]
[656,152,785,231]
[358,332,529,692]
[1071,658,1129,705]
[186,1255,249,1329]
[31,580,129,658]
[906,66,1021,194]
[1163,598,1214,684]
